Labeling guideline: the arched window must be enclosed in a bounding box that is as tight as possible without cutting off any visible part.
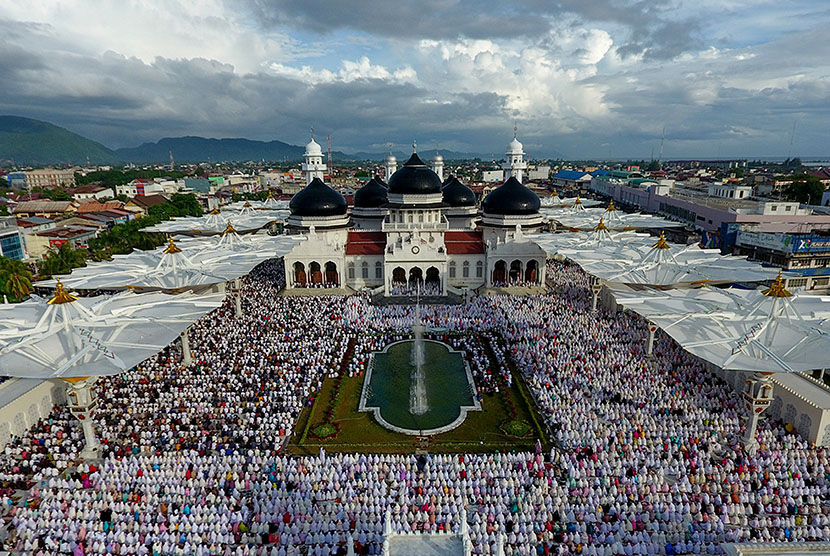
[347,262,355,280]
[476,260,483,278]
[361,261,369,279]
[449,261,456,278]
[418,212,424,223]
[375,261,383,279]
[462,260,470,278]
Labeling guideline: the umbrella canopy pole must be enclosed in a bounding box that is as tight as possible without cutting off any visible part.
[61,377,101,460]
[646,321,657,356]
[741,371,775,455]
[590,276,602,312]
[231,278,244,318]
[180,329,192,367]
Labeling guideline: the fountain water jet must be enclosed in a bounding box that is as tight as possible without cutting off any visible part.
[409,289,429,415]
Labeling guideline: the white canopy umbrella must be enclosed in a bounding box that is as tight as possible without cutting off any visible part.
[143,206,287,235]
[535,229,780,287]
[530,219,656,253]
[0,285,224,379]
[548,200,682,230]
[539,193,604,209]
[0,284,225,457]
[615,276,830,451]
[224,197,290,212]
[40,232,302,292]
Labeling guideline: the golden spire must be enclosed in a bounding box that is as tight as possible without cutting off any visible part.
[762,271,793,298]
[243,200,252,207]
[651,231,671,250]
[209,207,221,215]
[574,196,582,205]
[593,218,608,231]
[48,279,77,305]
[266,192,274,199]
[163,237,182,254]
[552,189,559,197]
[223,221,238,235]
[607,200,616,211]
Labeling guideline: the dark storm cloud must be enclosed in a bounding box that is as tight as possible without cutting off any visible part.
[0,40,511,152]
[243,0,700,60]
[242,0,551,41]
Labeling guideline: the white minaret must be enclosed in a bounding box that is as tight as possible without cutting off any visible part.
[302,129,326,186]
[503,125,527,183]
[432,151,444,181]
[384,150,397,182]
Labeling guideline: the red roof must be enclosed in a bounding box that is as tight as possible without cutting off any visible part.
[445,230,485,255]
[345,231,386,255]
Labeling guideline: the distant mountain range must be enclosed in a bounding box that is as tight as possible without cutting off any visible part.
[0,115,492,166]
[0,116,121,165]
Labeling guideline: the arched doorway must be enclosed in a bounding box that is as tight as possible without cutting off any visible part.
[525,260,538,284]
[493,260,506,285]
[293,262,306,286]
[425,266,440,294]
[409,267,423,289]
[392,267,406,285]
[309,261,322,284]
[509,260,523,283]
[324,261,339,285]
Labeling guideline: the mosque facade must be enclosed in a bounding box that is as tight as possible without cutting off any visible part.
[283,133,547,296]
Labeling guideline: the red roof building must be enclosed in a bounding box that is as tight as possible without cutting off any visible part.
[345,231,386,255]
[445,231,485,254]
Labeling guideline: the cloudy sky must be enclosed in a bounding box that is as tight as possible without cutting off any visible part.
[1,0,828,159]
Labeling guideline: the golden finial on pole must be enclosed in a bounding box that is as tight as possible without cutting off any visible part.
[223,221,238,235]
[593,218,608,231]
[163,236,182,254]
[651,231,671,250]
[48,278,78,305]
[762,270,793,298]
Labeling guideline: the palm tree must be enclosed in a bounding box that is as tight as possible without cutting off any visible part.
[0,257,33,301]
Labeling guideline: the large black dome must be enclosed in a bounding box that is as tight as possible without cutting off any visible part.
[354,177,388,208]
[387,153,443,195]
[442,176,476,207]
[481,176,541,215]
[289,178,348,217]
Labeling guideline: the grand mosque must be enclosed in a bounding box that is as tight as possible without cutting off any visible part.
[283,133,547,296]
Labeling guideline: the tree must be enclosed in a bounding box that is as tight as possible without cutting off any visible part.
[0,204,8,216]
[0,256,33,301]
[37,242,87,278]
[783,174,826,205]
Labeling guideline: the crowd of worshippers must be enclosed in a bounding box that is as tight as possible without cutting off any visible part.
[0,259,828,555]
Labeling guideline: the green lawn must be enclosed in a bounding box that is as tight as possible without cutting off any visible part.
[287,335,548,455]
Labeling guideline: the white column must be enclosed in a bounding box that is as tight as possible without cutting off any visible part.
[742,371,775,455]
[590,276,601,312]
[63,377,101,460]
[646,322,657,356]
[232,278,243,317]
[180,329,192,367]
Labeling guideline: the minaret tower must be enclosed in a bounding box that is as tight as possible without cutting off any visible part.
[432,151,444,181]
[502,125,527,183]
[385,146,397,182]
[302,128,326,186]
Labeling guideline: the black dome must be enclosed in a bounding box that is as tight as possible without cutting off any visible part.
[481,176,541,215]
[442,176,476,207]
[289,178,348,217]
[354,177,388,208]
[387,153,443,195]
